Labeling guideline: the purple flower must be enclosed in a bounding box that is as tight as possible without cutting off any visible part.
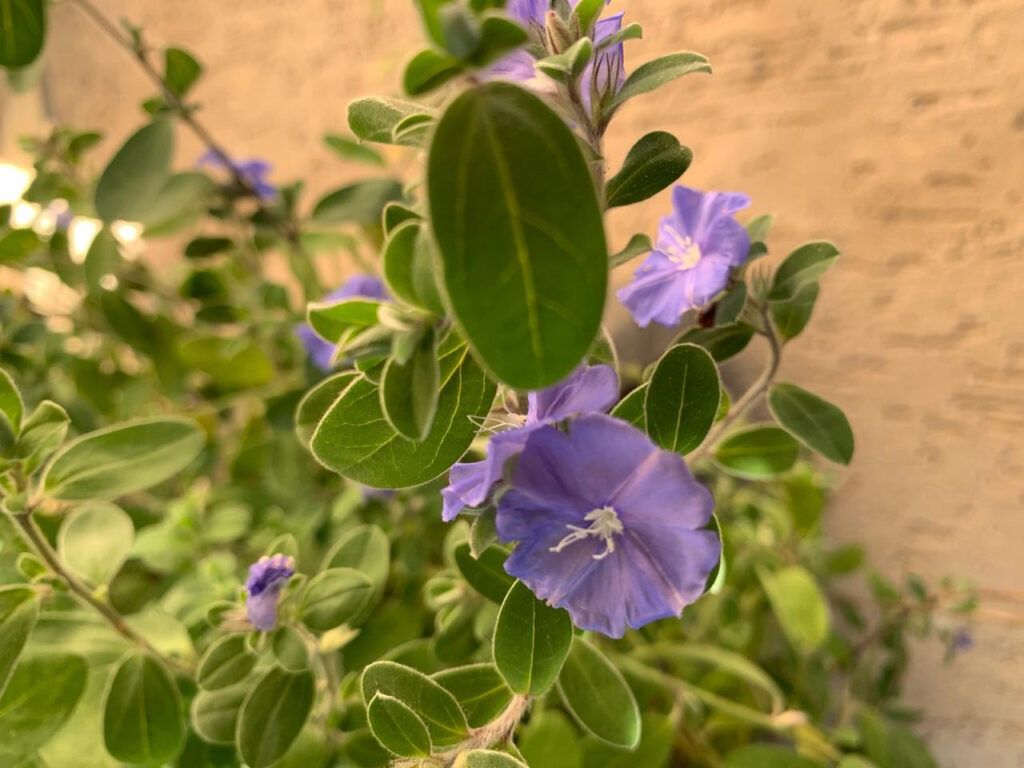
[245,553,295,631]
[617,186,752,328]
[442,365,619,522]
[198,149,277,201]
[297,275,389,372]
[495,414,720,637]
[953,628,974,652]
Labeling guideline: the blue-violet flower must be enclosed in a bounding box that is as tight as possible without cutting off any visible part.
[245,553,295,631]
[496,413,721,637]
[442,364,619,522]
[617,185,752,328]
[297,275,389,371]
[198,149,277,201]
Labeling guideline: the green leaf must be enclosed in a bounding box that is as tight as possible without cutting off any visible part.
[348,96,434,146]
[0,367,23,432]
[164,47,202,97]
[761,566,831,654]
[237,667,315,768]
[190,683,248,745]
[0,0,45,68]
[493,581,573,697]
[428,81,608,389]
[858,708,937,768]
[715,281,748,325]
[42,417,205,501]
[610,233,652,268]
[0,587,39,696]
[0,228,41,264]
[57,502,134,585]
[520,711,581,768]
[470,13,530,67]
[454,543,512,603]
[83,229,120,291]
[324,523,391,589]
[382,221,442,312]
[272,626,310,672]
[606,132,692,208]
[380,326,440,440]
[645,343,721,454]
[295,372,360,445]
[95,120,176,222]
[312,179,403,224]
[768,382,855,465]
[714,425,800,480]
[610,384,647,428]
[383,201,421,234]
[455,751,529,768]
[367,694,432,758]
[311,334,496,488]
[307,298,382,345]
[432,663,513,728]
[14,400,67,470]
[724,744,823,768]
[300,567,375,632]
[178,337,275,390]
[557,638,640,748]
[184,236,234,259]
[838,759,880,768]
[0,653,86,760]
[678,324,755,362]
[771,282,819,342]
[746,214,774,243]
[572,0,605,33]
[361,661,469,747]
[137,171,216,234]
[537,38,593,83]
[404,48,463,96]
[324,134,385,166]
[196,634,256,691]
[581,713,674,768]
[769,242,840,301]
[102,653,185,764]
[608,52,711,110]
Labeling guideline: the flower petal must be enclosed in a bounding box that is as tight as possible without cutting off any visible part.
[527,365,619,423]
[670,187,751,246]
[704,215,751,268]
[616,264,690,328]
[442,427,533,521]
[611,449,714,530]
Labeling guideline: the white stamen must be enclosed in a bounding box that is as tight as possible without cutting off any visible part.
[550,506,624,561]
[662,224,703,269]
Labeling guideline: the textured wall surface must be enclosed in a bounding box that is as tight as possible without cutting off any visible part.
[37,0,1024,764]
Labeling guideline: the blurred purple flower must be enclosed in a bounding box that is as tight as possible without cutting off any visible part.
[245,553,295,631]
[297,275,389,372]
[496,414,720,637]
[953,628,974,652]
[582,12,626,113]
[617,186,752,328]
[198,149,277,201]
[442,365,619,521]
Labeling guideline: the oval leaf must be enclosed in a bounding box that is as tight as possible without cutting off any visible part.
[714,425,800,479]
[432,663,513,728]
[103,653,185,764]
[190,683,248,745]
[557,638,640,748]
[493,581,573,697]
[57,502,134,585]
[348,96,434,146]
[300,567,375,632]
[361,661,469,747]
[380,326,441,440]
[455,751,529,768]
[608,52,711,110]
[42,417,205,501]
[367,694,432,758]
[768,242,839,301]
[645,343,721,455]
[768,382,854,465]
[428,81,608,390]
[237,667,315,768]
[0,653,86,759]
[520,710,582,768]
[0,0,45,68]
[0,586,39,696]
[678,324,755,363]
[454,543,515,604]
[197,634,256,691]
[760,566,831,654]
[724,744,824,768]
[95,120,176,222]
[312,179,403,224]
[606,131,692,208]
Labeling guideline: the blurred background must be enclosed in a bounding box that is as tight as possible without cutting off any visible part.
[2,0,1022,763]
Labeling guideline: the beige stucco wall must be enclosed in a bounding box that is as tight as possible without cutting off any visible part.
[26,0,1024,763]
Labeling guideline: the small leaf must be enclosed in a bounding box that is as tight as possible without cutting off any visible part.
[103,653,185,764]
[537,38,593,83]
[572,0,606,33]
[606,131,692,208]
[300,567,375,632]
[0,587,39,696]
[348,96,434,146]
[361,661,469,747]
[714,425,800,479]
[42,417,205,501]
[454,543,515,604]
[557,638,640,748]
[0,0,46,68]
[57,502,134,585]
[197,634,256,691]
[380,326,441,440]
[493,581,573,697]
[190,683,248,745]
[312,179,403,224]
[14,400,68,470]
[769,383,854,465]
[761,566,831,654]
[237,667,315,768]
[404,49,464,95]
[0,367,23,432]
[746,214,774,243]
[769,242,840,301]
[0,653,86,759]
[645,343,721,454]
[383,202,421,233]
[324,134,385,166]
[678,324,755,362]
[164,47,202,97]
[307,298,383,345]
[608,52,711,109]
[432,663,513,728]
[367,694,432,758]
[771,282,819,342]
[95,120,176,222]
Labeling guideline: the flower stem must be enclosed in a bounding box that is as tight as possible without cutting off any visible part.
[10,507,193,675]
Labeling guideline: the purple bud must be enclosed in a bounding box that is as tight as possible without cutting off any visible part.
[245,553,295,631]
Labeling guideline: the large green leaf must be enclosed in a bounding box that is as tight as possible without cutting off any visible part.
[454,544,514,604]
[0,587,38,696]
[768,382,854,465]
[714,425,800,479]
[645,343,721,455]
[608,52,711,109]
[299,567,375,632]
[606,131,692,208]
[557,638,640,748]
[0,0,45,68]
[94,121,176,222]
[57,502,134,585]
[361,661,469,747]
[196,634,256,691]
[367,694,432,758]
[432,664,513,728]
[428,81,608,389]
[42,417,205,501]
[311,334,495,488]
[519,711,582,768]
[102,653,185,764]
[760,566,831,654]
[190,683,248,745]
[237,667,315,768]
[493,581,573,697]
[0,653,86,760]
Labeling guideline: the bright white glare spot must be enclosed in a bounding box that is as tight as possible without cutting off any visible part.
[68,218,103,264]
[23,267,80,316]
[0,163,32,205]
[99,274,118,291]
[111,221,145,261]
[10,202,39,229]
[33,208,57,237]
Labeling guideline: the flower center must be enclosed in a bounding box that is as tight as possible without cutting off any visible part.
[549,505,624,561]
[662,226,703,270]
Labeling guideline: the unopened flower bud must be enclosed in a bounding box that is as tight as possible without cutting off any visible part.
[545,10,576,54]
